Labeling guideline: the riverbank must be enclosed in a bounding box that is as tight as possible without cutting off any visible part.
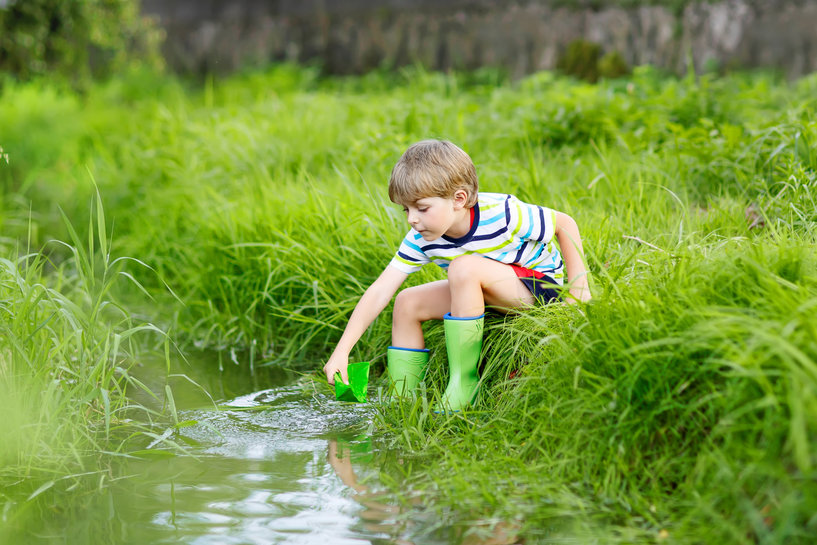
[1,65,815,542]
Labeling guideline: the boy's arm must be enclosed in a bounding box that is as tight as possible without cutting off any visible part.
[554,211,591,303]
[323,265,408,384]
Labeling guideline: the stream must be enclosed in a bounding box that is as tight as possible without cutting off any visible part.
[109,359,446,545]
[17,356,520,545]
[42,352,505,545]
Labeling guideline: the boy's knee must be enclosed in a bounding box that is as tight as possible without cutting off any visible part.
[447,254,484,284]
[393,288,421,321]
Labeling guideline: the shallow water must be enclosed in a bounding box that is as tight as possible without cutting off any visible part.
[111,382,419,545]
[65,351,485,545]
[15,358,518,545]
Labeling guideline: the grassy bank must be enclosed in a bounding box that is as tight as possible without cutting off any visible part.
[0,195,183,539]
[378,236,817,543]
[1,65,816,542]
[3,67,815,354]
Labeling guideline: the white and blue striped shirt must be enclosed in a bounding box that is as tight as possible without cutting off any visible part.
[389,193,564,283]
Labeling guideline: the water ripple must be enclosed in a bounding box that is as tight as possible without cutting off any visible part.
[114,384,429,545]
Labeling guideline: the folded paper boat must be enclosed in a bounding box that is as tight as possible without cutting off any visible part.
[334,361,370,403]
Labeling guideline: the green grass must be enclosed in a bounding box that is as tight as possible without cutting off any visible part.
[1,64,816,543]
[0,191,187,539]
[376,236,817,543]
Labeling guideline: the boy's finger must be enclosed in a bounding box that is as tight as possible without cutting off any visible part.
[340,369,350,385]
[333,371,349,386]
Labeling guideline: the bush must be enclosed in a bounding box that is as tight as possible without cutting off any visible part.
[557,40,631,83]
[0,0,163,83]
[598,50,631,79]
[557,39,603,82]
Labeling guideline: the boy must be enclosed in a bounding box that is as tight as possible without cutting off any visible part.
[323,140,591,411]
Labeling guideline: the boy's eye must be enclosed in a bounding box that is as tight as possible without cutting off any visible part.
[418,207,428,213]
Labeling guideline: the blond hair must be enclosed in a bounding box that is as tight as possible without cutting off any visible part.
[388,140,478,207]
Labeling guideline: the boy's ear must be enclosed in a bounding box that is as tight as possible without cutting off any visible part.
[452,189,469,209]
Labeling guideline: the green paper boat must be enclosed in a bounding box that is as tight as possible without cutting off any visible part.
[334,361,370,403]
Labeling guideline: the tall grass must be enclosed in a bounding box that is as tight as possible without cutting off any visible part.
[375,235,817,543]
[1,65,816,542]
[0,191,184,538]
[3,67,815,357]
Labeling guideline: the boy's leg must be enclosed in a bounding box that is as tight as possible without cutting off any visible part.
[440,255,534,410]
[388,280,451,395]
[389,260,532,405]
[446,255,536,317]
[390,259,532,347]
[391,279,452,348]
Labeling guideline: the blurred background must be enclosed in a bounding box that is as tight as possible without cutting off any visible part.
[140,0,817,79]
[3,0,817,83]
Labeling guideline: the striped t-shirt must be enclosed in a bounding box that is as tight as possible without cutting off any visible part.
[389,192,564,284]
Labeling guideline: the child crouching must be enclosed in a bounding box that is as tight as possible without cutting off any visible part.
[323,140,591,410]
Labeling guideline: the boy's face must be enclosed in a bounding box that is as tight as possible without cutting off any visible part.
[401,192,469,240]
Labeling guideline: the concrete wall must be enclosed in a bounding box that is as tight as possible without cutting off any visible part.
[140,0,817,77]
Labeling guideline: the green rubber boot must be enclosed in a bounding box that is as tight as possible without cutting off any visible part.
[387,346,430,396]
[439,313,484,412]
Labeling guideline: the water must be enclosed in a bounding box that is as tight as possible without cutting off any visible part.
[112,382,416,545]
[12,358,519,545]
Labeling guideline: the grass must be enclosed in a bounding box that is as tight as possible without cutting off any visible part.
[1,64,816,542]
[376,236,817,543]
[0,190,187,539]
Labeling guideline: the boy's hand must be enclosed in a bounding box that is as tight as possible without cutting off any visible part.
[568,286,592,304]
[323,353,349,385]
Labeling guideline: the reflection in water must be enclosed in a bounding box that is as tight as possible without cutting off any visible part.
[326,438,521,545]
[327,437,405,540]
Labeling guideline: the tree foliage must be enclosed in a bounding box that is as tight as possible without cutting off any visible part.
[0,0,163,82]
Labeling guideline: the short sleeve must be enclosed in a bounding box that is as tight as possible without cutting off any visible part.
[508,195,556,244]
[388,232,429,274]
